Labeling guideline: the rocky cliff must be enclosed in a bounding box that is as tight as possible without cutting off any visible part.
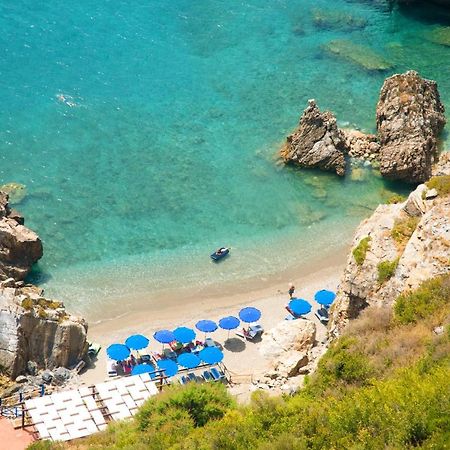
[0,192,88,379]
[329,153,450,336]
[0,280,88,378]
[0,192,43,281]
[377,71,446,183]
[281,100,348,176]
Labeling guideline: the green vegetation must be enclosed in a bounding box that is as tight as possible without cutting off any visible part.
[377,258,399,284]
[386,193,406,204]
[352,236,371,266]
[391,216,420,248]
[38,298,62,310]
[21,297,34,311]
[28,276,450,450]
[394,274,450,325]
[37,307,48,319]
[426,175,450,196]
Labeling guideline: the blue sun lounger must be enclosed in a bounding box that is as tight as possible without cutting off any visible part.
[203,370,213,382]
[210,367,225,381]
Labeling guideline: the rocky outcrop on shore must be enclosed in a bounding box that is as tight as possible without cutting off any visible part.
[376,71,446,183]
[0,280,88,379]
[329,153,450,336]
[281,100,348,176]
[0,192,88,380]
[0,192,43,281]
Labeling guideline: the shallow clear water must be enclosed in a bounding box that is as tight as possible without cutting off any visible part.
[0,1,449,317]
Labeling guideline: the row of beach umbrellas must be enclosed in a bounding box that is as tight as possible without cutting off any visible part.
[288,289,336,315]
[106,306,262,370]
[106,291,335,375]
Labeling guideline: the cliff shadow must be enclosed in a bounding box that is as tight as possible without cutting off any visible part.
[26,264,53,285]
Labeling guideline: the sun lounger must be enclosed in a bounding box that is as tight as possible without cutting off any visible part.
[187,373,198,383]
[210,367,225,381]
[106,359,117,377]
[163,348,177,360]
[315,307,329,324]
[202,370,213,382]
[236,325,264,341]
[204,337,216,347]
[180,375,190,385]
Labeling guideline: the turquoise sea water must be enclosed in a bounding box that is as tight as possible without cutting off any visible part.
[1,1,449,318]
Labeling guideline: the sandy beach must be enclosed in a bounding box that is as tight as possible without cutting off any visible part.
[79,250,347,400]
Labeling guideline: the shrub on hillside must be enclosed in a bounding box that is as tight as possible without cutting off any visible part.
[386,193,406,204]
[426,175,450,196]
[394,275,450,324]
[377,258,399,284]
[311,336,373,390]
[352,236,371,266]
[391,216,420,247]
[137,382,234,431]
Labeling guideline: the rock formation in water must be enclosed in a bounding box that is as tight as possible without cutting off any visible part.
[376,71,446,183]
[342,129,380,162]
[0,192,43,281]
[329,153,450,336]
[0,280,88,379]
[281,100,348,176]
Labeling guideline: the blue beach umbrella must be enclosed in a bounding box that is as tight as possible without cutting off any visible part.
[288,298,312,316]
[195,320,218,333]
[157,359,179,377]
[239,307,261,323]
[125,334,149,351]
[219,316,240,339]
[153,330,176,344]
[131,363,154,376]
[177,352,201,369]
[106,344,130,361]
[199,347,224,365]
[315,290,336,307]
[173,327,196,344]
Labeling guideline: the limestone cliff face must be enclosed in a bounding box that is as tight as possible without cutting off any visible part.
[0,192,43,281]
[0,283,88,378]
[376,71,446,183]
[281,100,348,176]
[329,154,450,335]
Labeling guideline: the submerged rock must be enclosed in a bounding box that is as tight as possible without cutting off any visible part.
[324,39,393,71]
[281,100,348,176]
[312,9,367,31]
[376,71,446,183]
[0,193,43,281]
[426,26,450,47]
[0,183,27,204]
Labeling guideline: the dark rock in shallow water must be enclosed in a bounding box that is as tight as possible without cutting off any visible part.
[376,70,446,183]
[281,100,348,176]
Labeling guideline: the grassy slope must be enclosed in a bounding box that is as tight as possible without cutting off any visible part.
[29,275,450,450]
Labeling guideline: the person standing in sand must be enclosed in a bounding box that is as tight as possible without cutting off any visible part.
[288,283,295,299]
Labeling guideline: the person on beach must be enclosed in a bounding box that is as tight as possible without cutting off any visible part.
[288,283,295,299]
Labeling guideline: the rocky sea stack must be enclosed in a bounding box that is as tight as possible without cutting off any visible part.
[376,70,446,183]
[281,99,348,176]
[0,192,43,281]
